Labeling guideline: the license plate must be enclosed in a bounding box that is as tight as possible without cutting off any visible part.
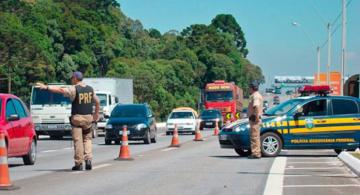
[47,125,58,129]
[219,135,228,140]
[119,130,130,135]
[206,122,213,125]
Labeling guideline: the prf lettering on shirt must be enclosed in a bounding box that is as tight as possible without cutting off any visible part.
[79,92,93,104]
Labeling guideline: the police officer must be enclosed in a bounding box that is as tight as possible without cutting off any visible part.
[36,71,100,171]
[247,81,263,159]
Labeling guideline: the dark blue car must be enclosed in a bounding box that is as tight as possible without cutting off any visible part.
[105,104,157,145]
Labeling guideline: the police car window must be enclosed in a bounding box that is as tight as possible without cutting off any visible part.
[13,99,27,118]
[302,99,327,116]
[6,100,17,118]
[109,95,112,105]
[332,99,358,115]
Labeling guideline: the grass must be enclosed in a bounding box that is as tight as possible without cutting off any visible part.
[351,152,360,160]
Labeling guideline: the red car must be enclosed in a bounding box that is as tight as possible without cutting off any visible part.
[0,93,37,165]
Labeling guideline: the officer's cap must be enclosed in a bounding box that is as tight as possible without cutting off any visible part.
[71,71,83,81]
[249,81,260,89]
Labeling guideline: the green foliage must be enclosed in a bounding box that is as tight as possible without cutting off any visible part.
[0,0,264,120]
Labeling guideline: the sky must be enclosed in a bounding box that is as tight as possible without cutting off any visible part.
[118,0,359,87]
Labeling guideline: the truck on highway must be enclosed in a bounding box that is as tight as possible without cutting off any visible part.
[30,83,72,139]
[203,80,243,122]
[83,78,133,132]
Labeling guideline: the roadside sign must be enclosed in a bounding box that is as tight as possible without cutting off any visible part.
[226,113,231,120]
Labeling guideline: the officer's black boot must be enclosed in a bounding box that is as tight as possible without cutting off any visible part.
[72,164,83,171]
[85,160,92,170]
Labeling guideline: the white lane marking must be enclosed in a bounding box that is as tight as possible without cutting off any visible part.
[287,161,340,164]
[93,163,111,170]
[283,184,360,188]
[162,148,178,152]
[263,157,287,195]
[284,174,357,177]
[286,167,343,170]
[63,147,72,150]
[41,150,58,153]
[71,163,112,174]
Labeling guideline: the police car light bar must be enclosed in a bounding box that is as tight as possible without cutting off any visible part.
[298,85,332,96]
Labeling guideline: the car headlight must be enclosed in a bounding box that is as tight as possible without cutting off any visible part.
[105,124,113,129]
[136,123,147,130]
[234,125,247,132]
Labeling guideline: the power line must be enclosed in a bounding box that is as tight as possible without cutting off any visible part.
[319,0,353,49]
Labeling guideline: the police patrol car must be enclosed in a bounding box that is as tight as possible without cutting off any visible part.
[218,85,360,157]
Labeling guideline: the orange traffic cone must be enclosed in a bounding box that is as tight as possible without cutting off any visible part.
[213,119,220,136]
[170,124,180,147]
[115,126,134,161]
[0,134,19,191]
[194,121,204,141]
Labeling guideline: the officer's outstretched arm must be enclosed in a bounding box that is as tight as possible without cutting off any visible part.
[35,82,67,95]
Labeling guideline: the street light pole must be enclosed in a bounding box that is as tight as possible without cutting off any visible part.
[341,0,347,96]
[327,22,332,85]
[317,46,320,85]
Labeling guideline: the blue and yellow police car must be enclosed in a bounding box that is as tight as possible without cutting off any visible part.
[218,85,360,157]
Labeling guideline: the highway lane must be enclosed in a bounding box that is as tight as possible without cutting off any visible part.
[6,131,275,195]
[5,127,360,194]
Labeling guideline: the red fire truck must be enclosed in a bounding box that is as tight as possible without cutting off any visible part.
[203,80,243,122]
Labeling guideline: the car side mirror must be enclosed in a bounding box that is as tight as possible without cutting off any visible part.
[7,114,19,121]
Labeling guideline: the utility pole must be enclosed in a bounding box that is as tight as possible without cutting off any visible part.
[327,22,332,85]
[341,0,347,95]
[317,46,320,85]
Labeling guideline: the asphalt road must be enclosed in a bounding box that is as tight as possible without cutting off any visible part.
[4,127,360,195]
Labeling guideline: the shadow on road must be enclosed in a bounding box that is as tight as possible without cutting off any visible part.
[35,169,74,173]
[9,164,24,168]
[209,155,245,159]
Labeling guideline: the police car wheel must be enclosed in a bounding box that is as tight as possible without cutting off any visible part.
[234,148,251,157]
[261,132,282,157]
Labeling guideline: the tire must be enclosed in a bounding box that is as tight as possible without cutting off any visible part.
[92,124,98,138]
[261,132,282,157]
[191,131,196,135]
[105,139,111,145]
[23,140,36,165]
[114,140,120,145]
[143,130,151,144]
[234,148,251,157]
[151,130,157,143]
[166,132,171,136]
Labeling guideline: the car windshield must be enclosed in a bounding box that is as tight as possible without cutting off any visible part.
[264,99,304,116]
[97,93,107,107]
[111,105,146,118]
[200,110,219,118]
[31,88,71,105]
[205,91,233,101]
[170,112,194,119]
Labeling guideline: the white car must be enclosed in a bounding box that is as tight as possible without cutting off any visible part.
[166,110,198,135]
